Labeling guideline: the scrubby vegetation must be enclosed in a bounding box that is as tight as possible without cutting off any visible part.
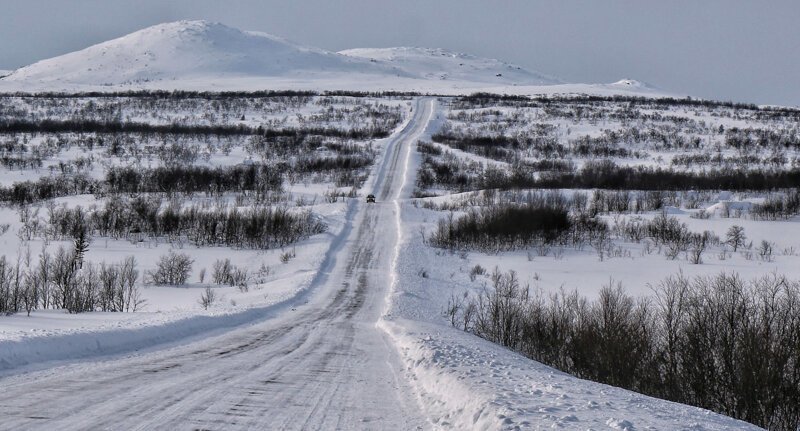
[417,93,800,198]
[428,202,572,251]
[148,252,193,286]
[0,92,404,316]
[423,190,743,265]
[0,247,142,315]
[447,269,800,430]
[423,94,800,429]
[417,150,800,194]
[46,198,326,250]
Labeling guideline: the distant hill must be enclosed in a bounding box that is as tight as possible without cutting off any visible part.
[0,20,667,98]
[1,20,407,87]
[339,47,561,85]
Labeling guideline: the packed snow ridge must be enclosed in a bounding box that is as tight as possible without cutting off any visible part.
[0,20,658,93]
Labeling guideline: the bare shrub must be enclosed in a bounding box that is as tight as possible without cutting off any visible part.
[757,240,775,262]
[199,286,216,310]
[149,251,193,285]
[469,264,486,282]
[280,248,296,264]
[452,268,800,429]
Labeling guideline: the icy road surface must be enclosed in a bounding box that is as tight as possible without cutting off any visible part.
[0,99,435,431]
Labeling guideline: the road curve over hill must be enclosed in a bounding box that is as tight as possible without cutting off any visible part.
[0,98,436,430]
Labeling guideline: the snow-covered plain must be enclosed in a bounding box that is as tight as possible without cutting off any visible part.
[376,102,762,430]
[0,20,783,430]
[0,94,412,371]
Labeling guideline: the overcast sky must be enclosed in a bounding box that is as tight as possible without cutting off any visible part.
[1,0,798,106]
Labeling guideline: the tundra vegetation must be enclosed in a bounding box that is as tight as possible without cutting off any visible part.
[0,91,408,313]
[421,94,800,429]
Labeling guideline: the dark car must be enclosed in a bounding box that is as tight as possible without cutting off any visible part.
[366,194,376,203]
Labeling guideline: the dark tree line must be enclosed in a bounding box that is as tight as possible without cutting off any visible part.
[427,197,613,253]
[0,247,142,315]
[0,119,391,139]
[428,203,572,251]
[294,154,373,173]
[418,153,800,193]
[0,173,97,205]
[49,198,326,250]
[448,270,800,430]
[751,190,800,220]
[455,92,800,121]
[432,131,636,162]
[105,164,284,196]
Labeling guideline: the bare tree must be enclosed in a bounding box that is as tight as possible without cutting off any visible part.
[688,231,711,264]
[120,256,143,312]
[725,225,746,252]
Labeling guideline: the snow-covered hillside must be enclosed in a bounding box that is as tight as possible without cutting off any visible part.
[1,20,407,86]
[340,47,560,85]
[0,20,674,99]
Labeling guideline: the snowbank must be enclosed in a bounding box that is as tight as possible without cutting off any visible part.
[380,319,758,430]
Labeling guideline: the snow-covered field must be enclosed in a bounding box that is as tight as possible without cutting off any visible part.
[0,19,794,430]
[0,94,412,373]
[379,102,761,429]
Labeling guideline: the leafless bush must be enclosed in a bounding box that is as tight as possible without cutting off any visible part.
[452,269,800,430]
[212,258,249,290]
[688,231,711,264]
[757,240,775,262]
[280,248,296,264]
[199,286,216,310]
[149,251,193,285]
[469,264,486,282]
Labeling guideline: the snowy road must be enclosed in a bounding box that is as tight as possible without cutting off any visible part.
[0,98,435,430]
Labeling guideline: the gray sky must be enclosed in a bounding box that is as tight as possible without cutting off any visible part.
[1,0,798,106]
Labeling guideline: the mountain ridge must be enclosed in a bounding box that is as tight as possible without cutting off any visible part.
[1,20,408,86]
[0,20,663,97]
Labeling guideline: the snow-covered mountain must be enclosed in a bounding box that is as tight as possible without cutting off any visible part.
[1,21,559,88]
[0,20,668,98]
[339,47,560,85]
[1,20,408,86]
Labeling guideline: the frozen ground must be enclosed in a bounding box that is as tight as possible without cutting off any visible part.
[0,97,762,430]
[399,197,800,299]
[0,20,776,429]
[377,104,762,430]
